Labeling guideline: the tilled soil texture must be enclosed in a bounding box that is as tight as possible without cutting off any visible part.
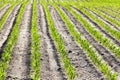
[49,6,105,80]
[103,7,120,15]
[1,1,120,80]
[60,6,120,73]
[6,4,32,80]
[95,8,120,22]
[38,5,67,80]
[73,7,120,47]
[86,8,120,32]
[0,4,11,21]
[0,4,21,58]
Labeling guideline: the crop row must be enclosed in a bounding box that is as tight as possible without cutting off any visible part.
[31,0,41,80]
[43,3,77,80]
[0,1,120,80]
[0,1,30,79]
[54,3,118,79]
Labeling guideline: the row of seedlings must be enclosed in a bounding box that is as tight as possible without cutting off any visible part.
[71,4,120,58]
[0,3,18,30]
[43,3,77,80]
[56,3,119,79]
[77,5,120,43]
[87,7,120,30]
[31,1,41,80]
[0,2,29,79]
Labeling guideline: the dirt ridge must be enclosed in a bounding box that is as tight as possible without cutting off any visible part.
[95,8,120,22]
[61,6,120,73]
[86,8,120,32]
[6,4,32,80]
[0,4,11,21]
[73,7,120,47]
[38,5,67,80]
[0,4,21,58]
[50,6,105,80]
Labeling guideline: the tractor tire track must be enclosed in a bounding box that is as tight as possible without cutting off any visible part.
[38,5,67,80]
[73,7,120,47]
[0,4,21,58]
[6,4,32,80]
[0,4,11,21]
[50,6,105,80]
[61,6,120,73]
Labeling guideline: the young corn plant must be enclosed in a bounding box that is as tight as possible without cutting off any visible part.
[89,7,120,28]
[43,3,77,80]
[110,6,120,13]
[71,4,120,59]
[99,7,120,19]
[31,1,41,80]
[79,6,120,42]
[0,3,9,11]
[0,2,29,79]
[0,3,18,31]
[55,4,118,79]
[0,0,10,9]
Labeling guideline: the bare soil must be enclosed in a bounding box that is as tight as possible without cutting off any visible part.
[38,5,67,80]
[0,4,11,21]
[95,8,120,23]
[61,6,120,73]
[6,4,32,80]
[50,6,105,80]
[0,5,21,58]
[86,8,120,31]
[73,7,120,47]
[103,7,120,15]
[1,2,120,80]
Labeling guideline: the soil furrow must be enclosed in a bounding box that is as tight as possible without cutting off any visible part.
[0,4,11,21]
[6,4,32,80]
[61,6,120,73]
[73,7,120,47]
[50,6,105,80]
[0,4,21,58]
[95,8,120,22]
[38,5,67,80]
[103,7,120,15]
[86,8,120,31]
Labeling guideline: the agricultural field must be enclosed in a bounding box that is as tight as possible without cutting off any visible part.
[0,0,120,80]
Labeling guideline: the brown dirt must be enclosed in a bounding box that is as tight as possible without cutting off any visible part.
[49,6,105,80]
[6,4,32,80]
[38,4,67,80]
